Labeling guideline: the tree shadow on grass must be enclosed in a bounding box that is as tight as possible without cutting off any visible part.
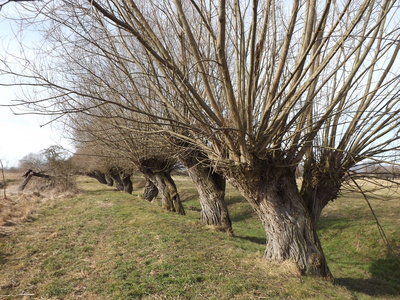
[229,208,255,223]
[226,195,247,206]
[179,191,198,203]
[336,256,400,297]
[235,235,265,245]
[84,188,120,195]
[318,215,356,231]
[227,196,256,223]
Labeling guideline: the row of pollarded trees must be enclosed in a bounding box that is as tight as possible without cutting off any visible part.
[71,145,136,194]
[2,0,400,278]
[69,110,232,233]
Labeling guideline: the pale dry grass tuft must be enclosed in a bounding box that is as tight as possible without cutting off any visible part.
[24,176,79,195]
[0,172,79,236]
[0,192,42,226]
[254,257,302,278]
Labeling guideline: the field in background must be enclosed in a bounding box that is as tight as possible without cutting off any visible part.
[0,174,399,299]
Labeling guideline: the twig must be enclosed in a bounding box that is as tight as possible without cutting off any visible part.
[0,0,36,11]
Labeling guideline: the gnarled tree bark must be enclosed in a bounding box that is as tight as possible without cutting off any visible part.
[108,167,124,191]
[153,171,185,215]
[139,158,185,215]
[141,177,159,201]
[120,171,133,194]
[86,170,108,185]
[107,168,133,194]
[300,156,343,227]
[105,173,114,186]
[180,151,233,235]
[224,160,332,278]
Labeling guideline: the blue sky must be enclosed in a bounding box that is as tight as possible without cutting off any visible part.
[0,2,71,168]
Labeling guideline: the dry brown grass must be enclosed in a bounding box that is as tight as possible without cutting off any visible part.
[0,192,42,233]
[24,175,79,195]
[0,171,78,236]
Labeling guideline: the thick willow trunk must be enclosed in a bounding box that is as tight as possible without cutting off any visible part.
[185,163,232,235]
[140,168,185,215]
[87,170,107,185]
[138,157,185,215]
[153,172,185,215]
[120,172,133,194]
[300,162,343,226]
[179,149,232,235]
[300,176,341,226]
[259,188,331,277]
[108,168,124,191]
[141,178,159,201]
[105,174,114,186]
[226,164,332,278]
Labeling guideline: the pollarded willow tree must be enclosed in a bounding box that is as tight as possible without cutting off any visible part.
[2,0,400,277]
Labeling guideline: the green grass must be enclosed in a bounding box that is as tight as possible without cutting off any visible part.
[0,176,399,299]
[319,188,400,299]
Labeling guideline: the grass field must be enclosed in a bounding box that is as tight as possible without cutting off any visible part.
[0,174,399,299]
